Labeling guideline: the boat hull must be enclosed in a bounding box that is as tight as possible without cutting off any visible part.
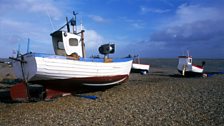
[177,70,203,76]
[29,75,129,91]
[12,53,133,87]
[177,65,204,76]
[131,63,150,73]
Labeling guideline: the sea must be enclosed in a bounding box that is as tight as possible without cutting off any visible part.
[0,58,224,73]
[141,58,224,73]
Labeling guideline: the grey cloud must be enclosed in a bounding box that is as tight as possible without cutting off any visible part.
[151,20,224,45]
[148,19,224,58]
[122,4,224,58]
[144,4,224,58]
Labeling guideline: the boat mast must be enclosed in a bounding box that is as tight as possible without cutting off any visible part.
[71,11,78,34]
[17,44,20,58]
[79,16,86,57]
[26,38,30,53]
[187,50,190,57]
[81,29,86,58]
[66,17,70,32]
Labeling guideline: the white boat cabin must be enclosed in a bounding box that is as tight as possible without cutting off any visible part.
[178,56,192,66]
[51,31,84,58]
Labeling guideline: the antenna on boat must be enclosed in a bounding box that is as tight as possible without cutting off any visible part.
[182,50,184,56]
[71,11,78,34]
[81,25,86,57]
[46,9,55,31]
[27,38,30,53]
[17,44,21,58]
[76,14,86,58]
[187,50,189,57]
[66,17,70,32]
[80,16,83,31]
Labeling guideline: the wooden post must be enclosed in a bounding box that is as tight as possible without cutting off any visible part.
[182,65,186,76]
[81,30,86,58]
[20,56,31,100]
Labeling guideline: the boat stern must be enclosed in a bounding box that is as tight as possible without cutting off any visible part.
[12,53,37,81]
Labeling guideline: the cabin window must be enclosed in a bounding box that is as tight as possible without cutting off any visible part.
[57,41,64,49]
[189,58,192,63]
[69,38,78,46]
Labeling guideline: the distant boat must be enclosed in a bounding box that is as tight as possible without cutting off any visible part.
[177,55,205,76]
[131,55,150,75]
[11,12,133,90]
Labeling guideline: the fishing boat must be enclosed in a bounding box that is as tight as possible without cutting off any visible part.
[11,12,133,90]
[177,55,205,76]
[131,55,150,75]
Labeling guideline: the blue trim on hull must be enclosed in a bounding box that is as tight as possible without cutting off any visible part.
[29,53,132,63]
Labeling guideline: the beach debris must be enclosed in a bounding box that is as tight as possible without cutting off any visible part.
[76,94,98,100]
[202,73,208,78]
[205,71,224,77]
[45,89,70,100]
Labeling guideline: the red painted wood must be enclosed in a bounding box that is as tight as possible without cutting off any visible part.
[10,82,28,101]
[192,64,203,69]
[45,89,68,100]
[30,75,128,91]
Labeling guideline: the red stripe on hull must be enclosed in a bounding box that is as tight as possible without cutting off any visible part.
[29,75,129,91]
[192,64,203,69]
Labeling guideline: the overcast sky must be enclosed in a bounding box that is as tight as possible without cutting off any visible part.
[0,0,223,58]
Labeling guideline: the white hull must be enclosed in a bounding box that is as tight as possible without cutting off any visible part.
[177,64,204,76]
[12,53,133,86]
[177,64,203,73]
[131,63,150,73]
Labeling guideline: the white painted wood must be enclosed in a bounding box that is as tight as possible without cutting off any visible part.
[132,63,150,72]
[12,53,133,82]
